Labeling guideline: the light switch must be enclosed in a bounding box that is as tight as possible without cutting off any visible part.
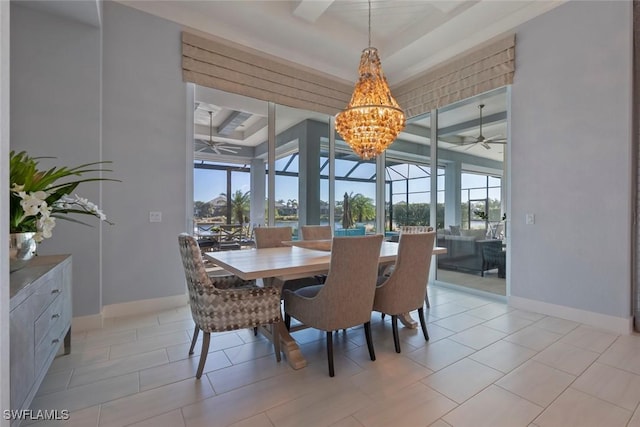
[149,211,162,223]
[525,213,535,225]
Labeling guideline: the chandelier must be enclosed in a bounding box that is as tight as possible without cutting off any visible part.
[335,0,405,160]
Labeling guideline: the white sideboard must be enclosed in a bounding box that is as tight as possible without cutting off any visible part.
[9,255,72,422]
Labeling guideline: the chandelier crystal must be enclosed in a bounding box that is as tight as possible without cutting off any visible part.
[335,1,405,160]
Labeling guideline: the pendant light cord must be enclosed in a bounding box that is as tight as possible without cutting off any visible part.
[368,0,372,47]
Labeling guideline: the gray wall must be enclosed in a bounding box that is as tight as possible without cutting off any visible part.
[10,1,188,315]
[101,1,187,306]
[1,0,11,419]
[10,4,103,316]
[511,0,633,319]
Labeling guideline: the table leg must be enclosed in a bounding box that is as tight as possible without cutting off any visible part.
[259,277,308,370]
[398,312,418,329]
[256,322,307,370]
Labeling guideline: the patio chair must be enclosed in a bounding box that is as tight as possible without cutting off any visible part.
[178,233,282,379]
[373,231,436,353]
[283,234,383,376]
[482,240,506,278]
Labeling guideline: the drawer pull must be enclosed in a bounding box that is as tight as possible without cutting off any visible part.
[51,338,60,344]
[52,313,60,319]
[51,289,61,294]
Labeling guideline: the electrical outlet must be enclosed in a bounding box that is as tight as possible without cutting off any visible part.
[525,213,535,225]
[149,211,162,223]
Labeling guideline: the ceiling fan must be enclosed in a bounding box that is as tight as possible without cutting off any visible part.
[195,110,241,155]
[458,104,507,150]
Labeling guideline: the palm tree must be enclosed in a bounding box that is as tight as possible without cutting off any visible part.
[350,193,375,222]
[221,190,250,226]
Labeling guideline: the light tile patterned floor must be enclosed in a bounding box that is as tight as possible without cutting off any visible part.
[26,286,640,427]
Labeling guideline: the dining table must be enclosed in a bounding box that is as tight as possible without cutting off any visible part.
[204,240,446,369]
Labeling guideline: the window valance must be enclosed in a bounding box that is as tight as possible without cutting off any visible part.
[181,31,352,116]
[393,35,515,117]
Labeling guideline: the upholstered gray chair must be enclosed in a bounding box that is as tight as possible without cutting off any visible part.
[284,234,383,377]
[178,233,282,379]
[254,226,292,249]
[254,226,319,291]
[373,231,436,353]
[300,225,332,240]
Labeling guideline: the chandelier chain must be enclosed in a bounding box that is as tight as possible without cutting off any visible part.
[368,0,371,47]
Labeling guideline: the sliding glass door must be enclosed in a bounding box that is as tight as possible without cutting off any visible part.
[190,84,509,297]
[435,88,507,296]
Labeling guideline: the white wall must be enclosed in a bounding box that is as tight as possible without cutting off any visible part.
[10,4,103,317]
[510,1,633,324]
[101,1,187,306]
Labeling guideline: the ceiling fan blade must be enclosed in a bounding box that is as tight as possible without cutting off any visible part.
[485,135,507,143]
[216,146,239,153]
[481,142,492,150]
[463,143,477,151]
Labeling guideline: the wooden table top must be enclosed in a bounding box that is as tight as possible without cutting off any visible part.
[204,241,446,281]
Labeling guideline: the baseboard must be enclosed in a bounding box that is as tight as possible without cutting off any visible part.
[509,296,633,335]
[72,314,103,332]
[101,294,188,319]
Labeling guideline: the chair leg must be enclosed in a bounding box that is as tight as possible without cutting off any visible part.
[364,321,376,361]
[425,292,431,309]
[326,331,335,377]
[381,313,386,320]
[284,313,291,331]
[391,315,401,353]
[196,332,210,379]
[272,323,281,362]
[253,327,258,336]
[418,307,429,342]
[189,326,200,355]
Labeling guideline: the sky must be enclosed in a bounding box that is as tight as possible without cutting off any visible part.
[194,167,499,205]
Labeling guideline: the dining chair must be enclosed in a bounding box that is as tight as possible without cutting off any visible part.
[178,233,282,379]
[300,225,332,240]
[283,234,383,377]
[382,226,434,308]
[399,225,433,233]
[254,226,320,291]
[373,231,436,353]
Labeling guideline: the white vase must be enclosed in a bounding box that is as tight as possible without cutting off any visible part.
[9,232,37,272]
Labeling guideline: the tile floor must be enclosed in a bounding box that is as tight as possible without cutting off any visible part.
[26,286,640,427]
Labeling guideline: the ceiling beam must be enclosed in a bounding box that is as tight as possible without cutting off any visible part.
[292,0,334,23]
[438,111,507,137]
[217,110,252,136]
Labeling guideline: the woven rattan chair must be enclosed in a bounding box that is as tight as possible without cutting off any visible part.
[178,233,282,379]
[373,231,436,353]
[284,234,383,377]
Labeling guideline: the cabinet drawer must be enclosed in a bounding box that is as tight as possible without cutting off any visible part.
[34,321,68,378]
[34,292,64,348]
[28,269,63,318]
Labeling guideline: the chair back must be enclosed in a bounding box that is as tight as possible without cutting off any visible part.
[178,233,213,325]
[178,233,211,292]
[399,225,433,234]
[374,231,436,314]
[315,234,383,330]
[300,225,332,240]
[254,226,293,249]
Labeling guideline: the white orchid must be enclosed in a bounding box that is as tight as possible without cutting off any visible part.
[35,211,56,242]
[10,150,117,241]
